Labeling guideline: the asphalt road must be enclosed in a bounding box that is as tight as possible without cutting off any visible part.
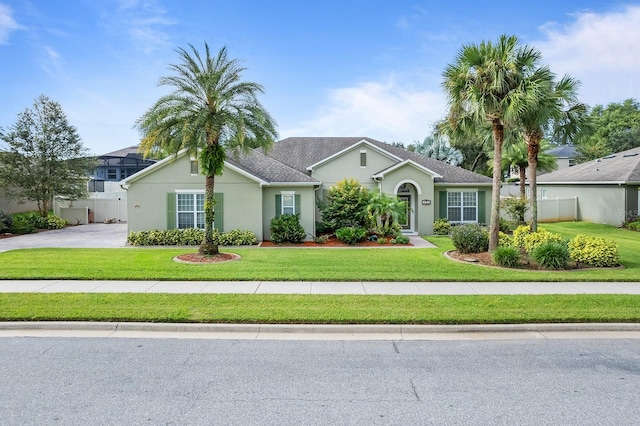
[1,337,639,425]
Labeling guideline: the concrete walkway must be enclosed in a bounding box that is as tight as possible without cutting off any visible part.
[1,279,640,294]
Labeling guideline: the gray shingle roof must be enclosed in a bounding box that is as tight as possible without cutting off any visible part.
[265,137,492,185]
[545,144,577,159]
[226,149,318,183]
[538,146,640,184]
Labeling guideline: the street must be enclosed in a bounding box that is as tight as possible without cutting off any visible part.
[1,337,639,425]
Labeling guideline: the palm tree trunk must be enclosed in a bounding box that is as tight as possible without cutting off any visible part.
[518,165,526,199]
[199,174,220,256]
[489,120,504,251]
[526,133,542,232]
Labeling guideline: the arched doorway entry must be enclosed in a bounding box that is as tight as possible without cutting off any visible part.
[395,182,417,234]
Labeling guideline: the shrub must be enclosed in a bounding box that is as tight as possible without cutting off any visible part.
[219,229,257,246]
[392,234,410,244]
[320,178,371,231]
[498,231,513,248]
[450,224,489,254]
[374,223,401,238]
[335,226,367,245]
[568,234,619,267]
[10,215,37,234]
[46,214,67,229]
[0,210,12,233]
[627,220,640,232]
[499,218,511,233]
[378,237,387,244]
[433,218,451,235]
[501,196,528,225]
[522,229,564,253]
[314,234,329,244]
[492,246,520,268]
[512,225,531,249]
[270,214,306,244]
[531,241,570,270]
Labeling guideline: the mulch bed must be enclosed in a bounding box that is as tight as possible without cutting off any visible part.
[445,250,620,271]
[260,236,412,247]
[173,252,241,264]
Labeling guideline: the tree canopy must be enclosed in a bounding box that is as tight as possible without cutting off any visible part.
[135,43,278,255]
[0,94,96,216]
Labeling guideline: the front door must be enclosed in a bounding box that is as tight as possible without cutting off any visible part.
[398,195,411,230]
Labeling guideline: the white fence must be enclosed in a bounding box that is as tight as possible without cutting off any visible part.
[54,194,127,224]
[500,196,578,223]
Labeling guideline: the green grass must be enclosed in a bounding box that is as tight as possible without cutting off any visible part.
[1,293,639,324]
[0,222,638,281]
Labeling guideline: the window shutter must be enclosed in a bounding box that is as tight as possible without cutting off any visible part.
[295,194,301,215]
[275,194,282,217]
[214,193,224,231]
[438,191,447,219]
[477,191,486,224]
[167,192,176,229]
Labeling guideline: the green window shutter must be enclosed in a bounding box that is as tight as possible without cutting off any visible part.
[295,194,301,216]
[438,191,447,219]
[477,191,486,224]
[214,192,224,231]
[275,194,282,217]
[167,192,176,229]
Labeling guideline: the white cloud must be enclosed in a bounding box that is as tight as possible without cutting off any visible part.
[0,3,21,44]
[113,0,175,53]
[534,5,640,106]
[282,77,446,144]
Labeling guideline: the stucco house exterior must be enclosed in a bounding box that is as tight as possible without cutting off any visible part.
[537,146,640,225]
[121,137,492,240]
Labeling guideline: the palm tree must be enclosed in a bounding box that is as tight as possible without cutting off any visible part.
[442,34,547,251]
[367,192,407,231]
[414,134,464,166]
[518,74,591,231]
[135,43,278,255]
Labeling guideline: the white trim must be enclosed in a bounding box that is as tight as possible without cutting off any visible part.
[372,159,443,179]
[174,189,204,194]
[393,179,423,196]
[280,190,295,195]
[446,190,479,224]
[306,140,402,172]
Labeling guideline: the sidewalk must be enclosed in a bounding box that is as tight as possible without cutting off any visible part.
[1,279,640,294]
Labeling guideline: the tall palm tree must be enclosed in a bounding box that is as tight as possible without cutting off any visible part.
[135,43,278,255]
[518,74,591,231]
[414,134,464,166]
[442,34,546,251]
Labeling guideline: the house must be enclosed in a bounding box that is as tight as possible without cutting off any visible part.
[89,145,157,193]
[537,146,640,225]
[121,137,492,240]
[544,144,577,171]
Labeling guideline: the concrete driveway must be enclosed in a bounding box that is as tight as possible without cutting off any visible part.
[0,223,128,252]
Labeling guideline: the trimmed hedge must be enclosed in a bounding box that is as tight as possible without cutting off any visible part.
[568,234,619,267]
[127,228,257,246]
[335,226,367,245]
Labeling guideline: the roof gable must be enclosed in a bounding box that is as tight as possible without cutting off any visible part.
[305,139,402,172]
[372,159,443,179]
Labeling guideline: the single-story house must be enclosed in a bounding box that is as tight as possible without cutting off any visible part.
[537,146,640,225]
[121,137,492,240]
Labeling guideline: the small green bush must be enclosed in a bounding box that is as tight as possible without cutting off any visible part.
[499,218,511,233]
[313,234,329,244]
[374,223,401,238]
[0,210,12,233]
[10,215,37,234]
[219,229,257,246]
[501,196,528,225]
[20,211,48,229]
[492,246,520,268]
[335,226,367,245]
[626,220,640,232]
[378,237,387,244]
[450,224,489,254]
[512,225,531,249]
[433,218,451,235]
[392,234,410,244]
[531,241,570,270]
[46,214,67,229]
[568,234,619,267]
[522,229,564,253]
[270,214,306,244]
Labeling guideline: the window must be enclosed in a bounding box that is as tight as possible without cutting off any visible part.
[447,191,477,223]
[177,193,205,229]
[360,151,367,167]
[190,158,199,175]
[107,169,117,180]
[282,194,295,215]
[120,169,127,180]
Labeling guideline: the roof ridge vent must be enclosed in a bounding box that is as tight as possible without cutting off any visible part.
[603,155,616,159]
[623,153,638,158]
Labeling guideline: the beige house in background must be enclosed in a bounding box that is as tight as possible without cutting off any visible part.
[121,137,492,240]
[537,146,640,225]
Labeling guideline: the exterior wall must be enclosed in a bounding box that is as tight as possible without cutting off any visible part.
[537,184,627,225]
[378,164,436,235]
[125,155,264,239]
[434,186,491,228]
[0,197,42,214]
[261,185,316,241]
[312,145,397,192]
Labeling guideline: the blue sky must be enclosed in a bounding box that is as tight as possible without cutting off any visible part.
[1,0,640,155]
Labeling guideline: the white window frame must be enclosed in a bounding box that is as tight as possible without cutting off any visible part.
[176,191,205,229]
[360,150,367,167]
[281,191,295,215]
[447,190,478,223]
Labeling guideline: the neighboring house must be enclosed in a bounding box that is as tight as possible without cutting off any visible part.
[121,137,492,240]
[544,144,577,172]
[89,146,157,192]
[537,146,640,225]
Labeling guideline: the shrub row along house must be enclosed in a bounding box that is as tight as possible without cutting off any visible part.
[121,137,492,241]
